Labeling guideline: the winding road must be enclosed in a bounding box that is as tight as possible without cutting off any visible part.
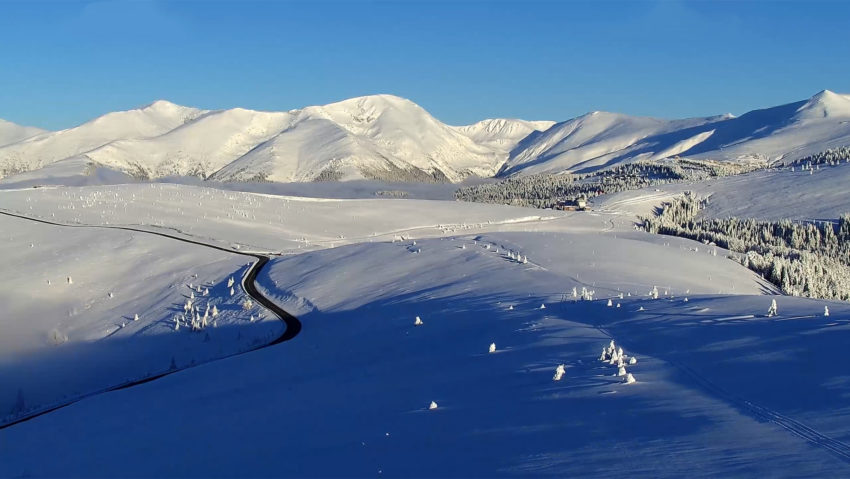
[0,209,301,429]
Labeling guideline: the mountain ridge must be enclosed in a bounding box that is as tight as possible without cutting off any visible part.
[1,91,848,183]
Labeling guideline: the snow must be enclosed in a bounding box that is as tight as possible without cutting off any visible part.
[4,90,847,186]
[502,90,850,176]
[596,160,850,222]
[0,213,280,422]
[0,119,46,148]
[1,205,847,475]
[453,118,555,155]
[0,101,204,176]
[0,95,525,183]
[2,95,850,476]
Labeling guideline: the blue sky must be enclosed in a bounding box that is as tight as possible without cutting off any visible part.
[1,0,848,130]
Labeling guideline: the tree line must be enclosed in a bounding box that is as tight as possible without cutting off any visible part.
[455,158,762,208]
[642,192,850,300]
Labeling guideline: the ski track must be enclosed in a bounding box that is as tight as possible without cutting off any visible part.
[582,298,850,466]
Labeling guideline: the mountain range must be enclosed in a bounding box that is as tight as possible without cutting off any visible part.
[2,90,849,184]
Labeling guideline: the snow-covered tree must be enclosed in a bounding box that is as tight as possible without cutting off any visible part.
[67,276,73,285]
[227,277,235,288]
[629,356,637,365]
[625,373,636,384]
[767,299,778,317]
[212,305,219,317]
[133,313,139,321]
[428,400,438,410]
[414,316,423,326]
[617,366,627,377]
[553,364,565,381]
[825,305,830,317]
[607,299,613,307]
[489,343,496,353]
[230,287,235,297]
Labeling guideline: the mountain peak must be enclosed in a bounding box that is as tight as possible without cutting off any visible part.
[795,89,850,120]
[140,99,187,112]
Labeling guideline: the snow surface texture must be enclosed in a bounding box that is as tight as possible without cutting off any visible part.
[3,90,849,185]
[2,220,847,476]
[0,183,567,253]
[0,214,280,423]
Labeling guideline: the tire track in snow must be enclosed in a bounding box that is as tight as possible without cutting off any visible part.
[0,209,300,429]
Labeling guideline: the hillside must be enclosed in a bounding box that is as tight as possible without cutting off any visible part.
[501,90,850,176]
[0,119,46,147]
[0,101,205,177]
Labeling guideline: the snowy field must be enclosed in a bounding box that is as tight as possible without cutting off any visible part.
[2,222,849,476]
[2,178,850,476]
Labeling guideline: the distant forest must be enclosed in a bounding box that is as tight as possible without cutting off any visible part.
[455,158,761,208]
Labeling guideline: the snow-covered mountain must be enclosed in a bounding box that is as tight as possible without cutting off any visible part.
[500,90,850,176]
[214,95,512,182]
[2,91,849,183]
[0,95,546,183]
[0,100,205,177]
[0,119,45,148]
[453,118,555,155]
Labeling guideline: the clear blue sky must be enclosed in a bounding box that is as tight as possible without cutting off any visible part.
[1,0,848,130]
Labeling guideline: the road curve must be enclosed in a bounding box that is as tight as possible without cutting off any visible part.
[0,209,301,429]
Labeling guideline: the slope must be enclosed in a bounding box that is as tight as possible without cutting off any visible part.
[453,118,555,155]
[0,100,204,178]
[216,95,508,182]
[0,119,46,148]
[502,90,850,176]
[83,107,296,179]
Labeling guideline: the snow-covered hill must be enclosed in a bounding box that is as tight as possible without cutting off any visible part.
[0,100,205,177]
[501,90,850,176]
[0,119,45,148]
